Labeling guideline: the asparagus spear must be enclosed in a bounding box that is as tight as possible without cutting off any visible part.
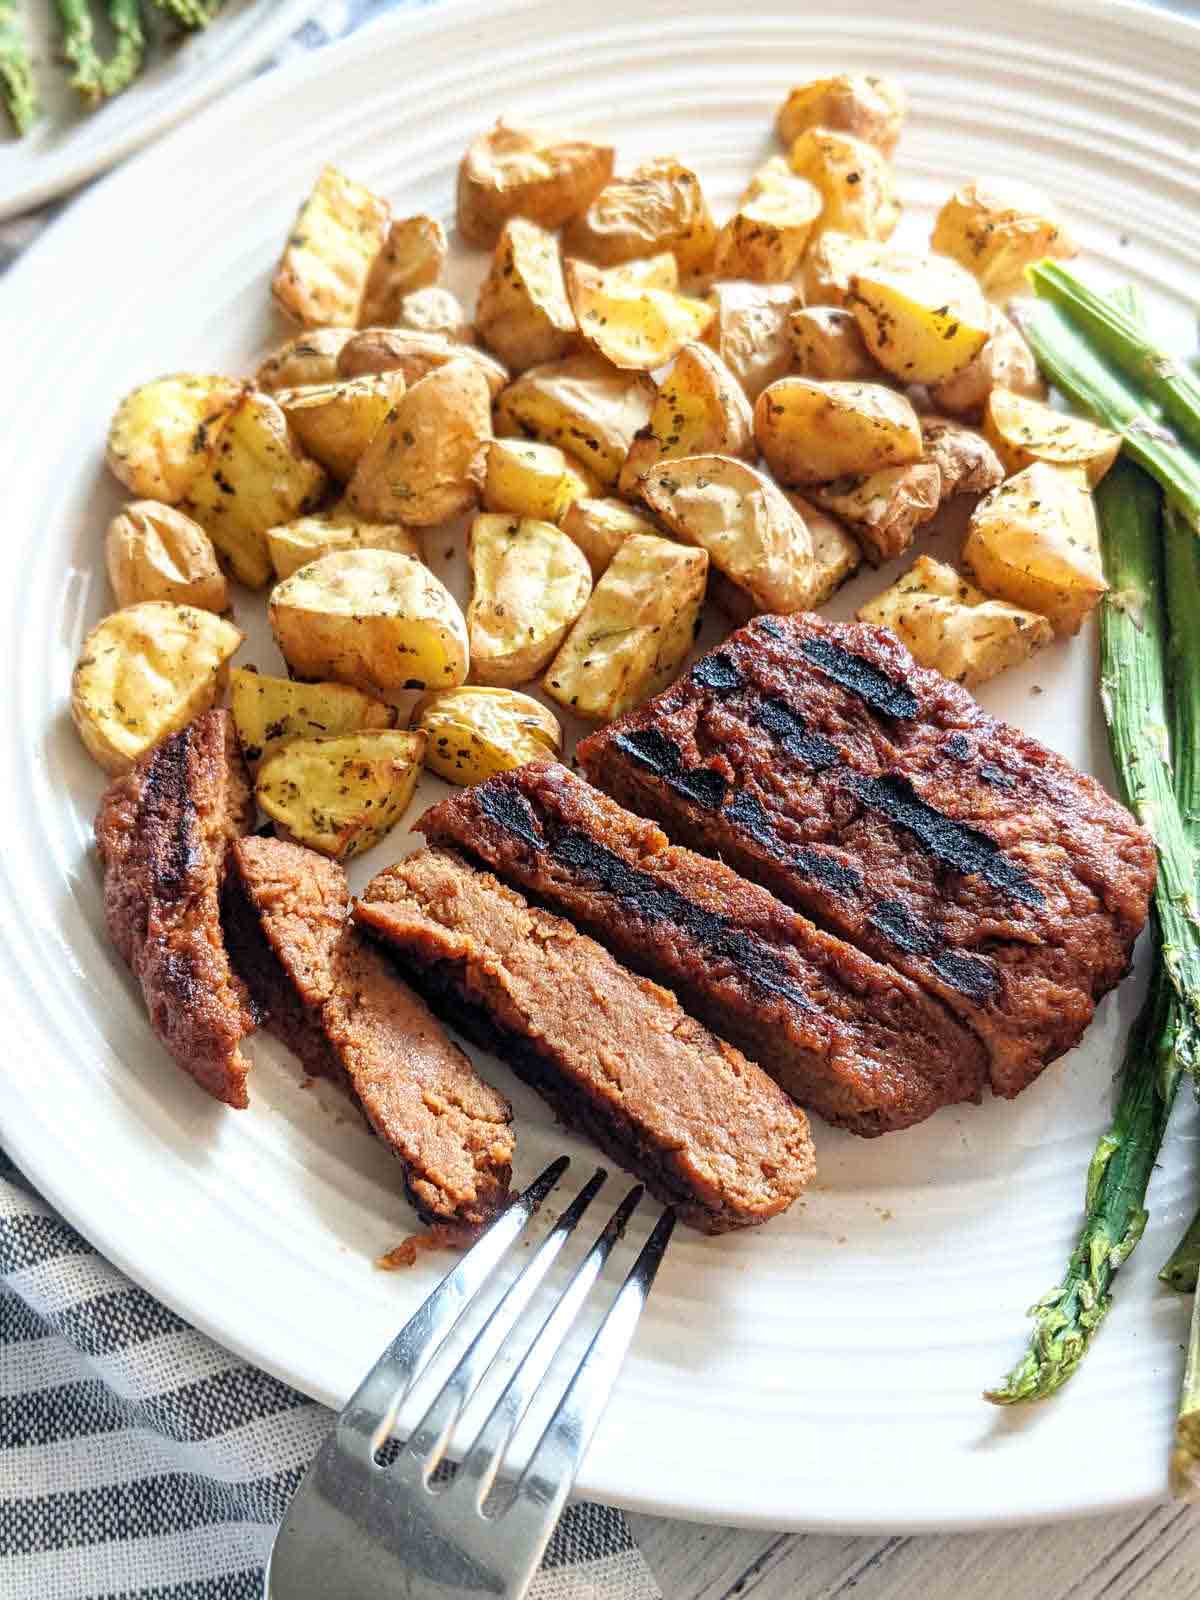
[55,0,106,103]
[1162,1205,1200,1294]
[101,0,145,96]
[148,0,214,30]
[0,0,38,133]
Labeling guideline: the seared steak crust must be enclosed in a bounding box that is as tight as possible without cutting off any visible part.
[578,613,1156,1096]
[418,762,988,1134]
[95,709,256,1108]
[355,849,815,1233]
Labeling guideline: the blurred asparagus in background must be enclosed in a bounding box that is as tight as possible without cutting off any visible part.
[0,0,38,131]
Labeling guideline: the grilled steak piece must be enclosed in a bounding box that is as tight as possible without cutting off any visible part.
[578,612,1156,1096]
[223,836,514,1232]
[95,709,257,1108]
[355,849,815,1232]
[418,762,988,1134]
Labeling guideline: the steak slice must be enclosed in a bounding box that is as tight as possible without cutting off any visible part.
[578,612,1156,1096]
[418,761,988,1134]
[355,849,815,1233]
[223,836,514,1232]
[95,709,257,1108]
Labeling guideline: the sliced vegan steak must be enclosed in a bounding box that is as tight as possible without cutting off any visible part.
[222,835,514,1232]
[418,761,988,1134]
[578,612,1156,1097]
[354,849,815,1232]
[95,709,257,1108]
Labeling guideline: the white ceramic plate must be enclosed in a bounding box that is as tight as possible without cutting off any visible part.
[3,0,1200,1534]
[0,0,322,220]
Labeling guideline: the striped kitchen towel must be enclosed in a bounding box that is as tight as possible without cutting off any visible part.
[0,1149,661,1600]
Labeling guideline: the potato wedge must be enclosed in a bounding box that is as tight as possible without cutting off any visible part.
[346,358,492,525]
[777,74,908,157]
[71,602,242,774]
[106,502,229,613]
[257,730,426,860]
[476,218,577,372]
[483,438,594,521]
[467,513,593,686]
[106,374,243,504]
[276,374,405,481]
[618,342,753,497]
[392,286,475,343]
[359,215,447,328]
[256,329,355,392]
[963,462,1105,637]
[713,172,822,282]
[184,390,327,589]
[266,506,420,581]
[338,329,509,397]
[413,686,562,785]
[565,257,713,372]
[920,416,1004,499]
[641,453,816,615]
[858,555,1053,687]
[493,354,655,491]
[229,666,395,764]
[754,377,923,487]
[983,387,1121,486]
[703,281,795,402]
[272,165,391,328]
[929,305,1046,419]
[932,179,1077,300]
[787,493,862,604]
[809,463,941,566]
[789,306,884,381]
[559,496,661,578]
[563,157,717,274]
[457,120,616,248]
[543,534,707,721]
[848,254,990,384]
[787,129,899,243]
[270,549,469,692]
[607,253,680,293]
[800,231,907,308]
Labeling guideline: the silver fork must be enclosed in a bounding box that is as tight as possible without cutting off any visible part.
[265,1157,675,1599]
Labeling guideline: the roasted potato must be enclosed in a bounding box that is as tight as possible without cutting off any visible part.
[787,129,899,243]
[493,354,655,490]
[270,548,469,692]
[712,166,822,282]
[931,179,1077,300]
[256,329,355,392]
[565,257,712,372]
[754,377,923,487]
[619,342,753,497]
[559,496,661,578]
[467,513,593,686]
[788,493,862,603]
[703,281,796,402]
[359,215,447,328]
[106,374,243,504]
[858,555,1053,687]
[265,506,420,581]
[848,253,990,384]
[920,416,1004,499]
[800,231,906,308]
[412,686,562,785]
[543,534,707,721]
[476,219,577,372]
[392,287,475,343]
[789,306,884,381]
[71,602,242,774]
[184,390,327,588]
[641,453,816,616]
[983,387,1121,486]
[457,120,616,248]
[256,730,425,859]
[105,502,229,613]
[346,358,491,525]
[607,253,681,293]
[928,305,1046,419]
[809,463,941,566]
[777,74,907,157]
[483,438,595,521]
[963,462,1105,637]
[563,157,717,274]
[276,374,405,481]
[338,329,509,397]
[272,165,391,328]
[229,665,395,764]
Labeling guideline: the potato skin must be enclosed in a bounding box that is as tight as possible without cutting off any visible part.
[272,165,391,328]
[256,730,426,859]
[359,215,447,328]
[932,179,1077,299]
[929,305,1046,419]
[787,129,899,243]
[777,74,908,156]
[559,496,661,578]
[809,463,941,566]
[412,686,561,786]
[789,306,884,381]
[458,120,615,248]
[229,666,395,764]
[787,494,862,604]
[106,501,229,613]
[276,374,405,481]
[703,281,796,402]
[919,416,1004,499]
[493,354,654,491]
[983,386,1120,486]
[563,157,717,274]
[256,328,355,392]
[618,341,753,497]
[476,218,577,373]
[800,231,902,309]
[338,329,509,397]
[392,287,476,343]
[266,508,420,581]
[467,514,593,687]
[754,377,923,487]
[106,374,243,504]
[713,170,822,283]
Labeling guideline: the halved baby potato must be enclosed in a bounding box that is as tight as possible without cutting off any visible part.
[787,493,863,605]
[467,513,593,686]
[983,387,1121,486]
[106,374,244,504]
[359,214,447,328]
[920,416,1004,499]
[270,548,469,692]
[800,232,906,308]
[789,306,883,381]
[703,280,796,402]
[476,218,577,373]
[256,729,426,860]
[272,165,391,328]
[563,157,717,274]
[618,342,753,497]
[266,506,421,581]
[809,463,942,566]
[754,377,923,487]
[848,254,991,384]
[71,602,242,774]
[412,686,562,786]
[713,166,823,282]
[338,329,509,397]
[229,666,395,765]
[565,257,713,372]
[276,374,405,481]
[457,120,616,248]
[256,329,356,392]
[777,74,908,157]
[929,305,1047,419]
[932,179,1077,300]
[787,129,899,243]
[105,502,229,613]
[391,287,476,342]
[493,354,655,490]
[559,496,662,578]
[483,438,595,521]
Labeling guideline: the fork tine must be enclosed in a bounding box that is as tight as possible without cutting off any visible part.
[338,1156,569,1461]
[395,1167,609,1484]
[449,1183,645,1509]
